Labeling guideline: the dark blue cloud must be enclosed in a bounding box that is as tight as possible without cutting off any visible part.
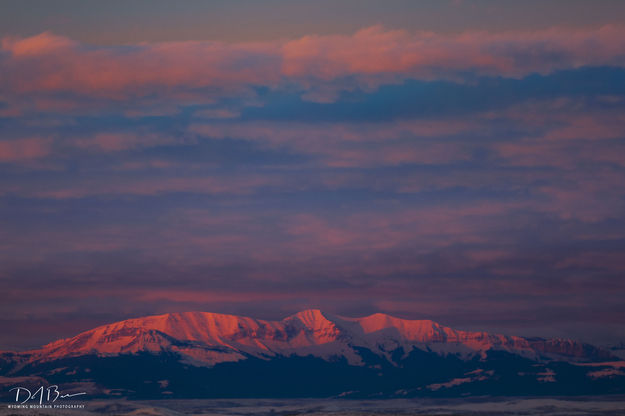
[242,67,625,122]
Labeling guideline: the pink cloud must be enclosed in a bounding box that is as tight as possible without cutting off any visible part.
[0,137,51,162]
[544,114,625,141]
[496,139,625,170]
[556,252,625,271]
[190,119,474,144]
[1,32,281,100]
[28,174,276,199]
[71,132,183,152]
[1,26,624,108]
[135,290,296,304]
[1,32,76,56]
[189,119,475,167]
[269,202,537,263]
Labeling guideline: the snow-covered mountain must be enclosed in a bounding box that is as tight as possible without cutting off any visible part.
[1,310,623,399]
[6,309,613,367]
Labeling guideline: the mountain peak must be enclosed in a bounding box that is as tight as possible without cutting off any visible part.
[283,309,342,346]
[8,309,616,370]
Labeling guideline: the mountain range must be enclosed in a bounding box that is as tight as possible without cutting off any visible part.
[1,309,624,399]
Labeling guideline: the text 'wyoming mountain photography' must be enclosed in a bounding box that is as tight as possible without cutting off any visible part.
[1,1,625,415]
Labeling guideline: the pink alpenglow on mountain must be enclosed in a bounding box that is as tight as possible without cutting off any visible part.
[8,310,613,368]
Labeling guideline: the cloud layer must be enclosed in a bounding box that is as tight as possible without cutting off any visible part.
[1,26,625,350]
[1,25,625,110]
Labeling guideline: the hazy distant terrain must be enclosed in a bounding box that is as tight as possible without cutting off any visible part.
[2,397,625,416]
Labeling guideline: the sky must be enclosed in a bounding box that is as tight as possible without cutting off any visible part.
[1,0,625,350]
